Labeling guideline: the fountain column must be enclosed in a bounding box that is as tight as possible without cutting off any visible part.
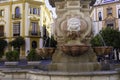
[49,0,101,72]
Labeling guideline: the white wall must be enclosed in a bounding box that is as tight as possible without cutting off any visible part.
[25,38,30,56]
[0,5,10,37]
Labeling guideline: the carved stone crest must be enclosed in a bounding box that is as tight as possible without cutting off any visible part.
[67,18,81,32]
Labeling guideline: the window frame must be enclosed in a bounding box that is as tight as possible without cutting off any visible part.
[107,8,112,15]
[98,12,102,21]
[31,22,38,35]
[13,22,20,36]
[118,9,120,18]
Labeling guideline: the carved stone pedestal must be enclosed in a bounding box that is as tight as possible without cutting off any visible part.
[48,0,101,72]
[49,48,101,72]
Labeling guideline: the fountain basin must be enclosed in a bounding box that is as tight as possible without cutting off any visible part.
[0,68,119,80]
[36,47,56,58]
[61,45,90,56]
[93,46,113,56]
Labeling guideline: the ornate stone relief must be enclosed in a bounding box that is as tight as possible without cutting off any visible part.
[30,16,40,21]
[67,18,81,32]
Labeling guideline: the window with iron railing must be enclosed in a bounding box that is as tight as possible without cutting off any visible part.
[12,14,21,19]
[13,23,20,36]
[31,22,38,35]
[12,7,21,19]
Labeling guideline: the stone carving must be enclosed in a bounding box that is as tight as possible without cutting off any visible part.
[67,18,81,31]
[49,0,101,72]
[59,16,92,45]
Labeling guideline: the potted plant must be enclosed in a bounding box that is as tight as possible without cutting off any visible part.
[6,50,20,61]
[91,28,114,56]
[36,36,57,59]
[27,49,42,61]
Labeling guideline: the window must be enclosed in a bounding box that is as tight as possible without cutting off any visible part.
[13,23,20,36]
[107,8,112,15]
[38,8,40,15]
[0,10,4,16]
[118,9,120,18]
[31,22,38,35]
[98,12,102,21]
[15,7,20,18]
[33,8,37,14]
[43,26,47,37]
[0,25,4,37]
[29,7,40,15]
[107,23,114,28]
[32,41,37,49]
[30,7,32,14]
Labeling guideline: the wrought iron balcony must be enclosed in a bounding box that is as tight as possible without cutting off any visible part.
[13,33,20,36]
[29,31,41,37]
[12,14,21,19]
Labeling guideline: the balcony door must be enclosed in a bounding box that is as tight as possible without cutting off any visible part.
[31,22,38,35]
[0,25,4,37]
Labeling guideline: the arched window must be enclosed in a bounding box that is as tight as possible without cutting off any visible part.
[98,12,102,21]
[118,9,120,18]
[32,41,37,49]
[15,7,20,18]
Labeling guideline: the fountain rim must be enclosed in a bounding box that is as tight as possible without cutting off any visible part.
[28,70,118,76]
[0,68,118,76]
[61,44,91,47]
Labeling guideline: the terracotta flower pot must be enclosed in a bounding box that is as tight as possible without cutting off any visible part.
[36,48,43,56]
[93,46,113,56]
[61,45,90,56]
[36,47,56,58]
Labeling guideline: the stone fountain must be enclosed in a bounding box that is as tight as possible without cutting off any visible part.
[48,0,101,72]
[0,0,119,80]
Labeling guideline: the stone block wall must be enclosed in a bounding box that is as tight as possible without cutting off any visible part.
[0,69,119,80]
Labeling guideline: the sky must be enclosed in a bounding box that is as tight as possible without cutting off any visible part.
[45,0,57,18]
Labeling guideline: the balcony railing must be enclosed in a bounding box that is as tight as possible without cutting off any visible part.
[13,33,20,37]
[29,31,41,37]
[0,32,5,37]
[12,14,21,19]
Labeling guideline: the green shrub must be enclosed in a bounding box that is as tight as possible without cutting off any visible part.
[9,36,25,48]
[6,50,19,61]
[91,34,103,47]
[91,27,120,48]
[27,49,42,61]
[43,36,57,48]
[0,39,7,58]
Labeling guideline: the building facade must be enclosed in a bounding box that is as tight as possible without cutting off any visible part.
[90,0,120,35]
[0,0,53,57]
[91,0,120,61]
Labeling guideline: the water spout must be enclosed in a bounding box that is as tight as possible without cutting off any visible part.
[43,36,49,47]
[98,33,106,46]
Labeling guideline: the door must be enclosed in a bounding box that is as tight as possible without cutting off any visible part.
[0,25,4,37]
